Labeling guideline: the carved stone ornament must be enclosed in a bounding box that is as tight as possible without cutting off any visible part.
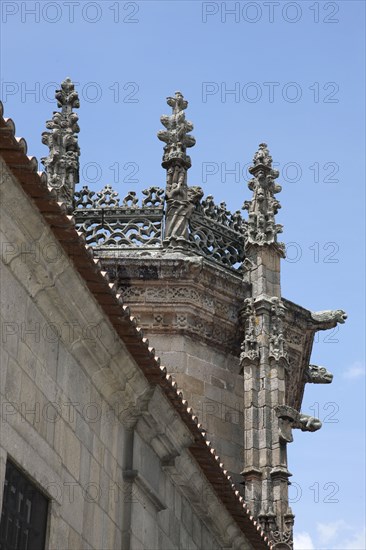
[157,91,201,247]
[74,184,245,269]
[275,405,297,443]
[243,143,285,250]
[269,298,289,364]
[305,364,333,384]
[74,186,164,248]
[240,298,260,365]
[157,91,195,170]
[41,77,80,208]
[295,413,322,432]
[258,504,293,550]
[271,534,293,550]
[164,183,203,245]
[188,195,245,268]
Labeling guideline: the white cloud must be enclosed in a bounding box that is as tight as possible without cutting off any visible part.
[294,524,366,550]
[338,528,366,549]
[343,360,365,379]
[313,521,366,549]
[294,531,315,549]
[317,519,348,544]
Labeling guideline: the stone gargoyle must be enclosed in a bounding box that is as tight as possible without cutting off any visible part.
[309,309,347,330]
[305,364,333,384]
[275,405,322,443]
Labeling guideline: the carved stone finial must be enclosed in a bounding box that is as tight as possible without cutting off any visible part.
[157,91,195,171]
[41,77,80,209]
[158,92,201,247]
[252,142,274,168]
[243,143,284,251]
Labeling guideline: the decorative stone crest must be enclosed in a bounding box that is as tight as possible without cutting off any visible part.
[41,77,80,208]
[243,143,284,251]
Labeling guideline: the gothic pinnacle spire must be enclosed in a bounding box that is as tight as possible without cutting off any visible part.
[157,92,202,247]
[41,77,80,209]
[243,143,284,253]
[157,91,196,170]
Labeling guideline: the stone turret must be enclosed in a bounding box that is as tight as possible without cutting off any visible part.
[240,144,293,546]
[240,144,346,548]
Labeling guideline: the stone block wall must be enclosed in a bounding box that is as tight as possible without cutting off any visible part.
[150,334,244,477]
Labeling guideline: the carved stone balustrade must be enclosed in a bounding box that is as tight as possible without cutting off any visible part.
[73,184,246,270]
[73,185,164,248]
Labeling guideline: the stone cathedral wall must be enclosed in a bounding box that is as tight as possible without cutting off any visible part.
[144,334,245,478]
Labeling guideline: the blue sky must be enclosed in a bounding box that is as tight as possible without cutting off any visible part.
[1,1,365,548]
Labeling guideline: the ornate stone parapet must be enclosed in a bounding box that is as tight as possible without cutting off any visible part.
[74,184,246,270]
[73,185,165,248]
